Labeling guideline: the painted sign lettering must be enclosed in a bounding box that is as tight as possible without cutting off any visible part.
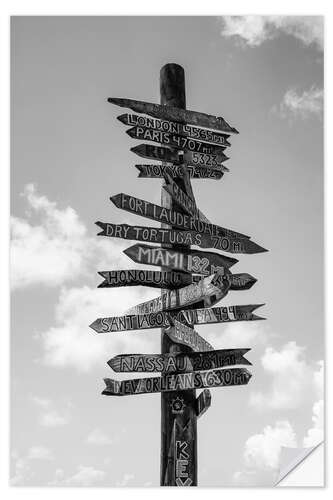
[135,164,224,180]
[108,97,239,134]
[97,269,192,289]
[108,348,251,373]
[131,144,229,172]
[127,126,227,157]
[97,222,266,254]
[123,244,238,274]
[118,113,231,146]
[165,318,214,352]
[111,192,250,239]
[229,273,257,290]
[102,367,252,396]
[89,304,265,334]
[125,271,231,315]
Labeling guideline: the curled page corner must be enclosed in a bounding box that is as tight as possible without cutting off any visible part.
[275,441,324,486]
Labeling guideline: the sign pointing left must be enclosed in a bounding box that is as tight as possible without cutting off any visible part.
[102,367,251,396]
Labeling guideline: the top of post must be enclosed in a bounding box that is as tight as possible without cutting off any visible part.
[160,63,186,108]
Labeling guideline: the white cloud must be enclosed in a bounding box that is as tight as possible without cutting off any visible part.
[116,473,135,487]
[86,428,113,446]
[303,399,324,447]
[220,16,323,50]
[39,284,160,372]
[210,320,268,350]
[49,465,105,486]
[32,396,70,427]
[243,421,296,470]
[27,446,54,460]
[39,411,68,428]
[274,87,323,120]
[11,446,54,485]
[249,342,320,411]
[11,183,126,290]
[233,420,296,486]
[303,361,324,447]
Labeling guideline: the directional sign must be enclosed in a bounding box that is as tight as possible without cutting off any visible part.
[97,269,193,289]
[135,164,224,180]
[165,318,214,352]
[229,273,257,291]
[110,193,250,240]
[89,304,265,334]
[131,144,229,172]
[118,113,231,147]
[97,221,266,254]
[108,97,239,134]
[123,244,238,275]
[102,367,251,396]
[196,389,211,418]
[108,348,251,373]
[125,271,231,315]
[127,126,227,156]
[163,172,199,217]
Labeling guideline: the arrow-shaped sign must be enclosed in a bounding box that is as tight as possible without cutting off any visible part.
[97,269,257,292]
[97,222,267,254]
[108,348,251,373]
[97,269,193,289]
[110,192,250,239]
[131,144,229,172]
[135,164,224,180]
[102,367,251,396]
[118,113,231,147]
[108,97,239,134]
[89,304,265,334]
[165,318,214,352]
[123,244,238,274]
[196,389,212,418]
[125,271,231,315]
[126,126,228,157]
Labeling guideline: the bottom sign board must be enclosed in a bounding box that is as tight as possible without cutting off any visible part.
[102,367,252,396]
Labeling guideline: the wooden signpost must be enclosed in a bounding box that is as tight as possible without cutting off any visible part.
[97,269,193,289]
[96,221,266,254]
[131,144,230,172]
[118,113,232,147]
[165,318,214,352]
[89,303,264,334]
[110,192,250,239]
[125,271,231,315]
[108,96,239,134]
[102,367,252,396]
[126,126,228,157]
[123,243,238,273]
[90,63,268,486]
[97,268,257,291]
[135,164,224,180]
[108,348,251,373]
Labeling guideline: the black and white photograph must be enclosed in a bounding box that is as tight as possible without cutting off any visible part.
[4,8,327,490]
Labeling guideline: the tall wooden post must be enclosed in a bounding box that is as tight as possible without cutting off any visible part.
[160,63,198,486]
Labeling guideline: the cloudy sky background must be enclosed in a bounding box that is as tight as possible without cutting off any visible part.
[11,15,324,486]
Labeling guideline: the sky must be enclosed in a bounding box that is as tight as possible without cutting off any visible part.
[10,15,324,487]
